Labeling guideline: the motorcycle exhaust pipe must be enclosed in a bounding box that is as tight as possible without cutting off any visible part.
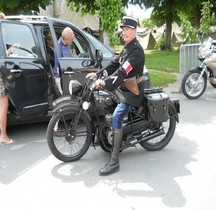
[122,129,165,149]
[137,129,165,143]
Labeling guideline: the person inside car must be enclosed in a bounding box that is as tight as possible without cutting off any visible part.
[46,32,62,95]
[86,16,145,176]
[58,27,74,57]
[0,12,15,145]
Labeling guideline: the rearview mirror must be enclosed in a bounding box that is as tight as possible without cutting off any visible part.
[94,49,103,68]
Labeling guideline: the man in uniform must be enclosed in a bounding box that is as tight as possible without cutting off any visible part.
[87,16,145,176]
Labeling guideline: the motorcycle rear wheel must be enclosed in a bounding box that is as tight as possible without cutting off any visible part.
[47,109,92,162]
[139,106,176,151]
[181,70,207,99]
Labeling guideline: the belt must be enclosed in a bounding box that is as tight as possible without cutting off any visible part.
[120,75,144,90]
[136,75,144,84]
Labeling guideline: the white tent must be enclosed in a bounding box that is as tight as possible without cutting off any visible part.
[137,31,156,50]
[152,22,184,47]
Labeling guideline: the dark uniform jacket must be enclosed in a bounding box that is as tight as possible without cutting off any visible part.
[46,45,55,68]
[97,38,145,107]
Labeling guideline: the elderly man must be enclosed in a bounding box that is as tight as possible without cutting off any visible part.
[58,27,74,57]
[87,16,145,175]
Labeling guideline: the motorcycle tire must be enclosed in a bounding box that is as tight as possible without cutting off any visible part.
[139,105,176,151]
[181,70,207,99]
[47,109,92,162]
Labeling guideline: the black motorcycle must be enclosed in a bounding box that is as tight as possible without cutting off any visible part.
[47,79,180,162]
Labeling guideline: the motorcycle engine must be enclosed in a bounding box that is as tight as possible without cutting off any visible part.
[94,90,115,108]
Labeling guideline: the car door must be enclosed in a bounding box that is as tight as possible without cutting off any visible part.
[0,21,48,120]
[47,18,115,94]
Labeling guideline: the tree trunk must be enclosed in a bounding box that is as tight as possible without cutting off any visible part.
[164,0,174,50]
[165,17,172,50]
[194,6,201,29]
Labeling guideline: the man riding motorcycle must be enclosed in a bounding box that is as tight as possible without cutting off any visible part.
[86,16,145,176]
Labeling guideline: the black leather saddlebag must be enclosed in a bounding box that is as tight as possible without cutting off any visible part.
[144,88,169,122]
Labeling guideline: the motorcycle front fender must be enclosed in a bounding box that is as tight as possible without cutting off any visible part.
[189,66,208,79]
[52,100,92,122]
[189,66,202,72]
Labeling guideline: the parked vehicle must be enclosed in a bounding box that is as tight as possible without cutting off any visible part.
[47,78,180,162]
[181,37,216,99]
[0,15,151,125]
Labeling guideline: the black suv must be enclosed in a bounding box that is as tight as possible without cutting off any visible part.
[0,15,150,125]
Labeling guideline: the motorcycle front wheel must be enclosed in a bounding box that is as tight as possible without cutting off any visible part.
[139,106,176,151]
[181,70,207,99]
[47,109,92,162]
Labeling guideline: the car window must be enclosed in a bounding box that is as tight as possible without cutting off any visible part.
[84,31,114,58]
[1,22,38,58]
[52,27,91,58]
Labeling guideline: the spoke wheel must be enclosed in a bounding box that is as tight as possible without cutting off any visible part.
[47,109,92,162]
[181,70,207,99]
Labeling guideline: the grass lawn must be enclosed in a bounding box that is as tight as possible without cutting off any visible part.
[145,50,179,73]
[114,46,180,87]
[145,50,179,87]
[148,70,178,88]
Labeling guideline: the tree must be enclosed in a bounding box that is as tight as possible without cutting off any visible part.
[66,0,126,45]
[129,0,216,49]
[0,0,52,15]
[130,0,191,49]
[200,0,216,35]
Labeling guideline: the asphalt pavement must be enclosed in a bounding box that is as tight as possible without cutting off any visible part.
[0,78,216,210]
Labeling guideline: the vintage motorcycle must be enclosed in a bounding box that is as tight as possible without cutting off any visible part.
[47,78,180,162]
[181,37,216,99]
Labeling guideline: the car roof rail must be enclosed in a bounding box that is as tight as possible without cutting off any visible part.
[5,15,48,22]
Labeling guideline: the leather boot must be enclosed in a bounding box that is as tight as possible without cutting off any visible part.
[99,129,122,176]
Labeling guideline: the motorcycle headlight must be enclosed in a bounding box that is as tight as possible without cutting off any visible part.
[198,49,212,59]
[69,80,82,95]
[198,51,206,59]
[82,101,90,110]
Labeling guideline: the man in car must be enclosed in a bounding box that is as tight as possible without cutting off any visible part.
[87,16,145,176]
[58,27,74,57]
[46,32,62,95]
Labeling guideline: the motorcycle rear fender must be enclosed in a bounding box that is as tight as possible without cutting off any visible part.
[169,99,180,122]
[52,101,92,122]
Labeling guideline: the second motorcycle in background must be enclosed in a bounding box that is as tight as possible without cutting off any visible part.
[181,37,216,99]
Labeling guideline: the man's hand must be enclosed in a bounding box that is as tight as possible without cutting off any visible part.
[95,79,105,89]
[86,72,97,79]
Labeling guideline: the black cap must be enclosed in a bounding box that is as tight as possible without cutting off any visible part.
[120,16,138,29]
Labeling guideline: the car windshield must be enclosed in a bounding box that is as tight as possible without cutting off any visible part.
[84,31,114,58]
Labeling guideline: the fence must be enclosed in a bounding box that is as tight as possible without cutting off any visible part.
[179,43,201,82]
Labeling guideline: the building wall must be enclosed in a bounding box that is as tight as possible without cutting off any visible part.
[39,0,67,18]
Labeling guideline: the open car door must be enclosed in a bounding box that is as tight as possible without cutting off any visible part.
[0,21,48,121]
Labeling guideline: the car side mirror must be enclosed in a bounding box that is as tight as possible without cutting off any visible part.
[94,49,103,68]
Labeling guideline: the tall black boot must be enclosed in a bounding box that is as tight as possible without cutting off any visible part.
[99,129,122,176]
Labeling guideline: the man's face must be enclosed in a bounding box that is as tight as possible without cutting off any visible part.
[121,27,136,45]
[63,33,74,46]
[48,38,54,47]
